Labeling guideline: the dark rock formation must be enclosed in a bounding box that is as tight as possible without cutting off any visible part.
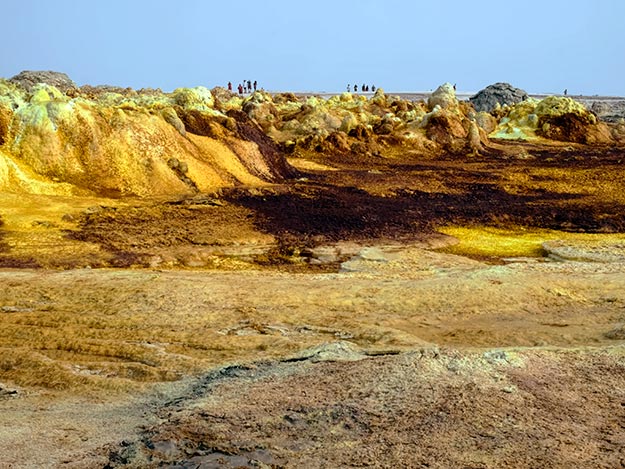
[9,70,77,92]
[470,83,528,113]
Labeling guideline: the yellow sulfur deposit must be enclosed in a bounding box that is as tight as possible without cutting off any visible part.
[0,82,292,196]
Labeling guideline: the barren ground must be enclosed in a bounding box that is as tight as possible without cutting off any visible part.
[1,141,625,468]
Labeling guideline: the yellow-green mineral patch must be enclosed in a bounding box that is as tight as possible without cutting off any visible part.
[437,226,625,260]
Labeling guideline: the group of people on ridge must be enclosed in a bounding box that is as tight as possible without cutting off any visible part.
[228,80,257,94]
[347,83,376,93]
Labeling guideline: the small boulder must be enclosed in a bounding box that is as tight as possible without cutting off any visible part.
[470,83,528,113]
[161,108,186,136]
[243,100,278,130]
[373,115,396,135]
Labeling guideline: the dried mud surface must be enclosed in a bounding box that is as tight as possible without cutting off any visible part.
[1,142,625,468]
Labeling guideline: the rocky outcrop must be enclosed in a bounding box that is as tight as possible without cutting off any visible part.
[470,83,528,113]
[491,96,613,144]
[9,70,77,92]
[555,99,605,142]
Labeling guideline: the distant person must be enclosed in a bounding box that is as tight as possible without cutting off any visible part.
[354,84,358,92]
[228,81,232,91]
[238,83,243,94]
[347,84,351,92]
[564,89,568,96]
[453,83,457,91]
[362,83,366,92]
[253,80,257,91]
[371,85,376,92]
[247,80,252,92]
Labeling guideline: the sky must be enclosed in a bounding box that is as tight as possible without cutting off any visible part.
[2,0,624,95]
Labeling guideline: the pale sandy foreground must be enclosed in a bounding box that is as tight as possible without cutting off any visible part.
[1,245,624,467]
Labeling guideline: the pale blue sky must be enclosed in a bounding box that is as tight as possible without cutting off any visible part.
[2,0,624,95]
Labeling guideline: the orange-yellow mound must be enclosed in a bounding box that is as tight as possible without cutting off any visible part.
[0,80,295,197]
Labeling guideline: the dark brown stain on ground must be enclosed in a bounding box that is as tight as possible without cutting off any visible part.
[56,145,625,268]
[226,148,625,245]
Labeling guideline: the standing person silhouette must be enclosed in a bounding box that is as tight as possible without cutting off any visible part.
[354,84,358,92]
[347,84,351,92]
[228,82,232,91]
[253,80,257,91]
